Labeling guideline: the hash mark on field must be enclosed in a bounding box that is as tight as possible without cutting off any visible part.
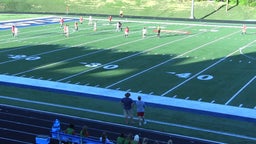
[225,76,256,105]
[149,92,154,95]
[198,98,202,101]
[185,97,190,100]
[66,81,71,83]
[161,37,256,96]
[47,78,52,81]
[211,100,215,103]
[239,104,243,107]
[75,82,80,85]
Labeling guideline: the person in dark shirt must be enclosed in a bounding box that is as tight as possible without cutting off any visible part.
[121,92,134,124]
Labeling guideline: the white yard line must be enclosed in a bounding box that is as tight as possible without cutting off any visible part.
[106,30,239,89]
[0,22,111,52]
[58,27,202,82]
[0,27,138,65]
[162,38,256,96]
[225,76,256,105]
[13,32,144,76]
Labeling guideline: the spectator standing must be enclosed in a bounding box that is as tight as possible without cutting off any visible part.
[121,92,134,124]
[135,96,146,126]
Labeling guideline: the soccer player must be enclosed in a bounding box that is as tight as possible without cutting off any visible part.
[157,25,161,38]
[59,17,64,28]
[74,21,78,31]
[116,22,120,32]
[88,16,92,25]
[93,21,97,31]
[119,10,123,17]
[79,16,83,24]
[64,24,69,37]
[14,26,18,37]
[118,22,123,32]
[142,27,147,38]
[241,24,246,34]
[108,16,112,24]
[11,25,15,37]
[124,26,129,38]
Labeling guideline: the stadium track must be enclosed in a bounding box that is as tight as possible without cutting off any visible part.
[0,104,222,144]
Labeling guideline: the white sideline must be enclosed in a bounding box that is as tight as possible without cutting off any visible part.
[0,74,256,121]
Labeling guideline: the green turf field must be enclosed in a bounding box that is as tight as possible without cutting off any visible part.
[1,15,256,143]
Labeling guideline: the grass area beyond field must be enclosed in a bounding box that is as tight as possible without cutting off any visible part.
[1,14,256,143]
[1,0,256,20]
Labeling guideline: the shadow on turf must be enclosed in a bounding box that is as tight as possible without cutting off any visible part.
[1,43,256,108]
[1,43,256,144]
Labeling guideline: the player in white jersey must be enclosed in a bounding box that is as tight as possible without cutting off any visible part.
[142,27,147,38]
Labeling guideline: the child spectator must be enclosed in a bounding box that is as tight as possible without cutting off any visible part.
[100,131,112,144]
[136,96,146,126]
[116,133,125,144]
[65,123,75,135]
[80,125,89,137]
